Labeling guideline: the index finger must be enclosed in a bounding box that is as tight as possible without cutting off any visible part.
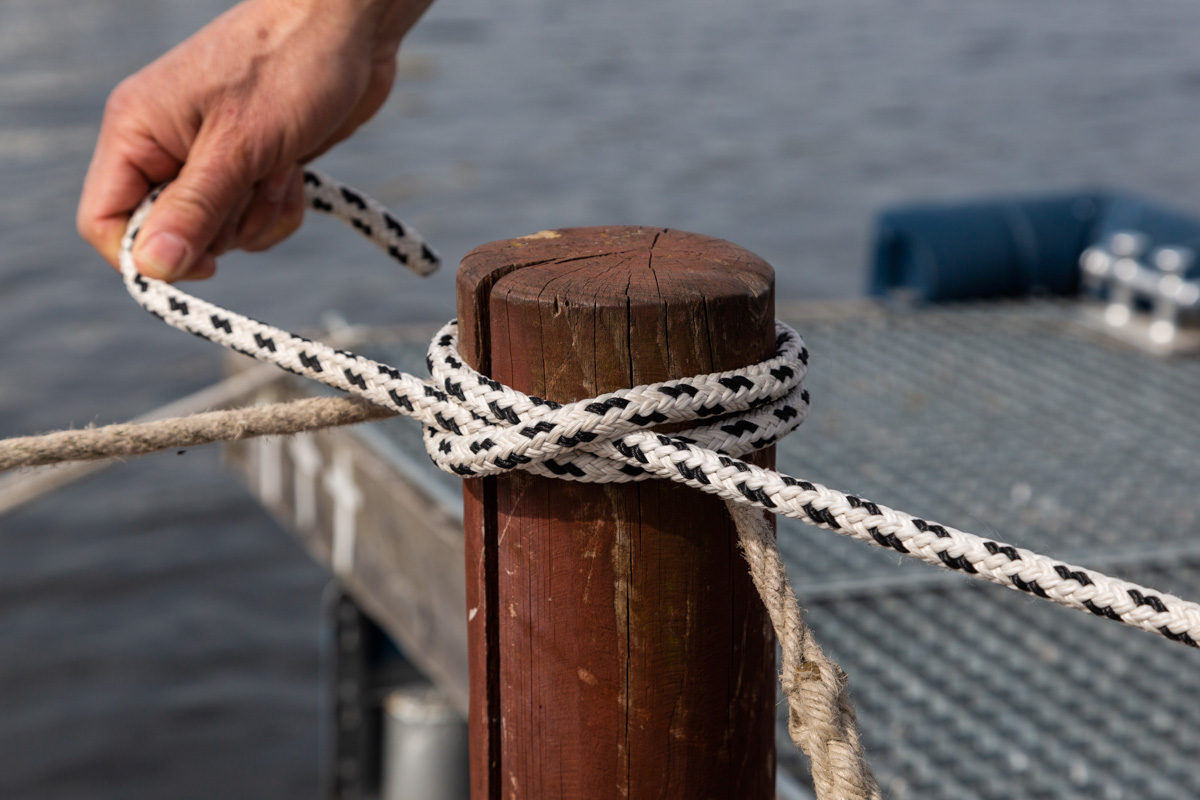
[78,109,184,268]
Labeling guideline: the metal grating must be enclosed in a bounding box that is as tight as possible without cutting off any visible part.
[773,300,1200,799]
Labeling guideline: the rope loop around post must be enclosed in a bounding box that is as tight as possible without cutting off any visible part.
[418,318,809,481]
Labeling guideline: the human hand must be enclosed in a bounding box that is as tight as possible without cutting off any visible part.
[78,0,432,281]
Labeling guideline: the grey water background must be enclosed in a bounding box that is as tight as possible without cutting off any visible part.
[3,0,1200,797]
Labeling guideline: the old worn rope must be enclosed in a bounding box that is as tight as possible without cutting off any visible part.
[0,395,392,469]
[730,501,878,799]
[14,168,1200,798]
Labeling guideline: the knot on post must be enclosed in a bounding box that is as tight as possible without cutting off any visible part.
[417,319,810,482]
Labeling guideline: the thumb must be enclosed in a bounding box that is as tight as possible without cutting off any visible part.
[131,142,257,280]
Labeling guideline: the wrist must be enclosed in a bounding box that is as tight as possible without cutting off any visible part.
[266,0,431,57]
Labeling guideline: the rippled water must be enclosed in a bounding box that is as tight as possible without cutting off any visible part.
[3,0,1200,796]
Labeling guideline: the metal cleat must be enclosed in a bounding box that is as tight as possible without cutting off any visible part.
[1080,232,1200,354]
[1148,246,1197,345]
[1105,231,1147,327]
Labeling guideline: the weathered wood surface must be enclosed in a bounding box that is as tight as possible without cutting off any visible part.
[458,227,778,800]
[223,337,470,714]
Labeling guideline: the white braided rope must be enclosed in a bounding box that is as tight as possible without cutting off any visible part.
[118,169,1200,656]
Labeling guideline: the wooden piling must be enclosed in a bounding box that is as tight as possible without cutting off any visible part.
[457,227,777,800]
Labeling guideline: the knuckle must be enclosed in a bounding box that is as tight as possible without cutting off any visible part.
[102,78,141,122]
[168,180,226,226]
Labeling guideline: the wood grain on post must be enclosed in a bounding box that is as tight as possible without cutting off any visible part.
[457,227,777,800]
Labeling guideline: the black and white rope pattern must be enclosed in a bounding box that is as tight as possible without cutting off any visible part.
[119,168,1200,650]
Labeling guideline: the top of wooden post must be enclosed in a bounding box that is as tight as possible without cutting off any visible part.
[456,226,775,391]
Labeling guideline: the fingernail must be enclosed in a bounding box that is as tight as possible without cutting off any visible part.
[136,231,191,280]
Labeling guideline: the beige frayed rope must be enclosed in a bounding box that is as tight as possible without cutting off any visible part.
[729,501,880,799]
[0,395,393,470]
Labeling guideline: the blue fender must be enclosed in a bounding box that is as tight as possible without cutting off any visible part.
[868,192,1200,302]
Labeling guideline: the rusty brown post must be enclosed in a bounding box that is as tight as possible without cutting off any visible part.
[457,227,777,800]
